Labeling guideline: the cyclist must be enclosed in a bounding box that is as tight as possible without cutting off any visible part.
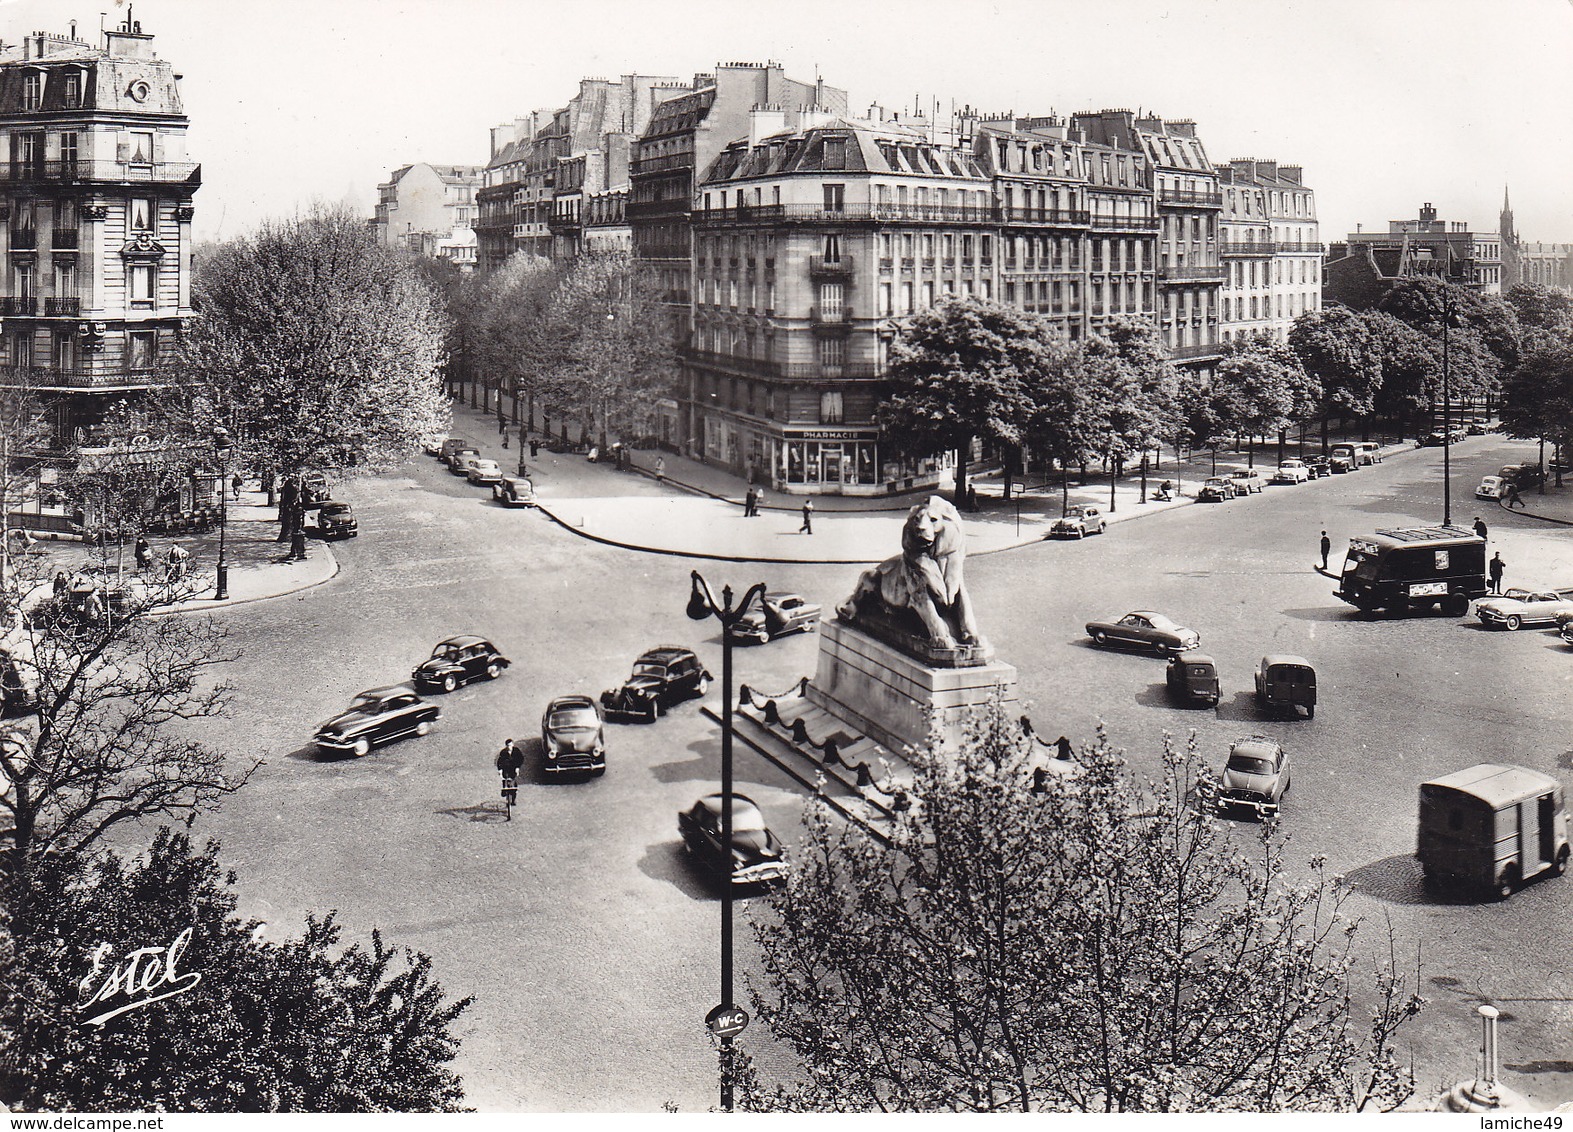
[496,738,523,817]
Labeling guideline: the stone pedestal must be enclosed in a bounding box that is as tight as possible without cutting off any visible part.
[806,619,1018,756]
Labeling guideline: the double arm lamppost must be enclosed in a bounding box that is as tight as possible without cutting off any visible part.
[212,427,231,601]
[685,569,767,1113]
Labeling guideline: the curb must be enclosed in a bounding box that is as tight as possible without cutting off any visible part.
[150,544,342,616]
[1495,494,1573,528]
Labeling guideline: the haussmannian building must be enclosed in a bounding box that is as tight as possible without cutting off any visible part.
[1216,158,1321,345]
[370,162,482,271]
[0,15,198,445]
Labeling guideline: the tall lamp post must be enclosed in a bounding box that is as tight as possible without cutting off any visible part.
[1441,290,1453,527]
[212,427,231,601]
[685,569,766,1113]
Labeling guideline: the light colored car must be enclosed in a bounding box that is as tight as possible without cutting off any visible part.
[1216,736,1291,819]
[1476,476,1508,500]
[1475,588,1573,630]
[1272,460,1310,484]
[465,458,504,485]
[1085,611,1200,655]
[421,434,447,456]
[449,450,483,475]
[1201,476,1237,499]
[1049,504,1108,539]
[492,474,535,506]
[1226,468,1266,494]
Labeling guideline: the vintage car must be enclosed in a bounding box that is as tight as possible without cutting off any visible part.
[421,434,448,456]
[411,635,511,692]
[601,647,712,721]
[1272,460,1311,484]
[314,501,358,539]
[1227,468,1266,494]
[1165,653,1220,707]
[1475,588,1573,631]
[1475,475,1509,500]
[1302,456,1332,478]
[450,451,485,476]
[1201,476,1237,499]
[1254,654,1316,719]
[1328,453,1355,474]
[1215,737,1291,819]
[438,436,476,462]
[1085,611,1200,655]
[678,792,789,887]
[1559,611,1573,645]
[313,685,439,757]
[1419,764,1569,899]
[1499,464,1545,491]
[1196,482,1231,503]
[726,592,822,644]
[540,695,606,777]
[1049,504,1108,539]
[492,474,536,506]
[465,458,504,486]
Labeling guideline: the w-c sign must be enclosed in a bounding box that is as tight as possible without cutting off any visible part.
[706,1002,749,1038]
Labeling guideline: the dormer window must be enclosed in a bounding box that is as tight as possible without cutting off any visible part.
[61,70,82,109]
[823,136,846,169]
[22,72,43,111]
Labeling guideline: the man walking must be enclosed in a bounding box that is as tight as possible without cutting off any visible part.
[1319,530,1331,571]
[1506,483,1526,510]
[799,499,814,535]
[1488,552,1506,594]
[496,738,523,818]
[1473,516,1488,541]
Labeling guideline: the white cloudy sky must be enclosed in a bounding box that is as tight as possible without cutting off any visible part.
[6,0,1571,246]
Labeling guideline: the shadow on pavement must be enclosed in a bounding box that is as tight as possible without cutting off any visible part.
[1278,605,1366,623]
[1212,690,1264,723]
[435,799,512,824]
[1341,854,1477,907]
[1133,682,1215,712]
[636,840,723,902]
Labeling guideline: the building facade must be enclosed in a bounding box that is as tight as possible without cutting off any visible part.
[0,16,198,444]
[370,162,481,270]
[1216,158,1320,344]
[1325,202,1502,307]
[1500,188,1573,293]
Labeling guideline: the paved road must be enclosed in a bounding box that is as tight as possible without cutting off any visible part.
[186,433,1572,1111]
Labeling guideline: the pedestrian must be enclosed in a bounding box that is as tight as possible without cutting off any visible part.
[231,472,243,500]
[1473,516,1488,541]
[501,428,509,450]
[1506,483,1526,510]
[654,456,665,483]
[799,499,814,535]
[135,535,152,572]
[1319,530,1331,571]
[1054,735,1073,761]
[1488,552,1505,594]
[497,415,507,437]
[529,437,540,459]
[743,486,756,517]
[966,484,978,511]
[51,570,68,600]
[166,543,190,582]
[496,738,524,817]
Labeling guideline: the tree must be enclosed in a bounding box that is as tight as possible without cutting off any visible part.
[1378,277,1519,403]
[880,298,1053,507]
[0,553,251,877]
[1500,343,1573,485]
[0,377,55,596]
[464,253,563,430]
[178,205,450,548]
[1289,308,1383,449]
[1210,335,1319,466]
[1503,284,1573,356]
[1023,344,1097,514]
[1076,317,1181,500]
[0,828,471,1111]
[739,712,1422,1112]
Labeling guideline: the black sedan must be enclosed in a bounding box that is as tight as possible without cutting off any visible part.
[1085,611,1201,655]
[726,592,822,644]
[314,501,358,538]
[540,695,606,776]
[601,646,711,722]
[313,685,439,757]
[412,636,510,693]
[678,792,788,886]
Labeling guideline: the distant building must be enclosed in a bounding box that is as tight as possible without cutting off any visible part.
[0,15,199,445]
[1216,158,1321,344]
[1500,188,1573,293]
[1325,202,1502,308]
[370,162,482,270]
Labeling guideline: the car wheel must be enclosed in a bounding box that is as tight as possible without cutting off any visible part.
[1554,845,1570,877]
[352,737,371,758]
[486,663,501,680]
[644,702,659,723]
[1305,705,1314,720]
[1505,615,1522,631]
[1495,865,1520,901]
[415,720,431,737]
[1075,529,1085,539]
[1443,593,1469,617]
[1093,630,1108,645]
[697,674,711,696]
[442,673,458,693]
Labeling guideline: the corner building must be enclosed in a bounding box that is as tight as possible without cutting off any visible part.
[0,16,197,444]
[1217,158,1321,344]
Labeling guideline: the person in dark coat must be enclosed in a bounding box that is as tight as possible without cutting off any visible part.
[1319,530,1331,570]
[799,500,814,535]
[1473,516,1488,541]
[1506,483,1526,510]
[52,570,68,599]
[1488,552,1506,594]
[135,536,153,571]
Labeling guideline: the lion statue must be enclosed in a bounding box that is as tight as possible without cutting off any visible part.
[837,495,981,651]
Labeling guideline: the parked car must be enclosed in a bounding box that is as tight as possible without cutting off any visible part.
[1272,460,1311,484]
[678,792,789,886]
[492,474,535,506]
[1165,652,1219,707]
[1355,442,1384,465]
[1201,476,1237,499]
[1465,419,1490,436]
[1419,764,1569,899]
[313,685,439,757]
[1196,482,1230,503]
[411,635,511,692]
[539,695,606,776]
[1215,737,1291,819]
[451,452,484,476]
[421,434,448,456]
[1049,504,1108,539]
[601,647,712,721]
[1499,464,1545,491]
[1302,456,1332,478]
[726,592,822,644]
[314,501,358,538]
[465,458,504,486]
[438,437,476,462]
[1085,611,1200,655]
[1476,475,1509,501]
[1227,468,1266,494]
[1421,430,1449,447]
[300,472,331,506]
[1254,655,1316,719]
[1474,588,1573,631]
[1328,444,1360,471]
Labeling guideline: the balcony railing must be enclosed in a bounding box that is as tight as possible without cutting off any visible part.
[1089,215,1161,231]
[9,228,36,250]
[1158,189,1223,208]
[44,297,82,315]
[811,305,853,324]
[808,255,852,277]
[1276,241,1325,254]
[0,159,201,185]
[1158,264,1227,282]
[635,244,691,260]
[51,228,79,249]
[630,152,695,177]
[1220,240,1275,256]
[1,297,37,315]
[1168,342,1223,360]
[997,207,1090,226]
[0,365,147,389]
[692,202,998,227]
[681,346,882,381]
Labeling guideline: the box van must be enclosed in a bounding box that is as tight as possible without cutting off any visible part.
[1354,442,1382,465]
[1336,524,1486,617]
[1418,764,1569,899]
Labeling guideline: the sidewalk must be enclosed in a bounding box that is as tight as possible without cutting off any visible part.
[21,489,339,613]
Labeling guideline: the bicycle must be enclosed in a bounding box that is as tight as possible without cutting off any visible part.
[500,771,518,820]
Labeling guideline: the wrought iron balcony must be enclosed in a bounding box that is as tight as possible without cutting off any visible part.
[0,159,201,186]
[1169,341,1223,360]
[1158,264,1227,282]
[1158,189,1223,208]
[808,255,852,277]
[996,207,1091,226]
[44,297,82,315]
[1275,241,1325,254]
[51,228,79,249]
[1,297,38,315]
[811,305,853,324]
[681,346,882,381]
[1089,215,1161,231]
[9,228,36,250]
[1220,241,1275,256]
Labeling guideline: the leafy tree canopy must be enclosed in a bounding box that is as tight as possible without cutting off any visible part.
[1501,342,1573,450]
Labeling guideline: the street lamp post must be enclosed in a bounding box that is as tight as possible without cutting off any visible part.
[1441,290,1453,527]
[686,570,766,1113]
[213,427,231,601]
